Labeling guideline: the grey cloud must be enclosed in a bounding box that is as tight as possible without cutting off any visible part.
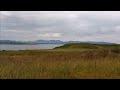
[0,11,120,43]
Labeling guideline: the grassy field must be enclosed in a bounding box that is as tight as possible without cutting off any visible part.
[0,43,120,79]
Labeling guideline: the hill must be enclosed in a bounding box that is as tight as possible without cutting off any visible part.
[0,40,117,44]
[33,40,64,44]
[54,43,120,50]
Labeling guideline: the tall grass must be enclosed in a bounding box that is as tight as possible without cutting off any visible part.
[0,47,120,79]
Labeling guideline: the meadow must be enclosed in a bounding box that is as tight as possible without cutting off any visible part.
[0,43,120,79]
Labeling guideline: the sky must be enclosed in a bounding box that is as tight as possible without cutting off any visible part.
[0,11,120,43]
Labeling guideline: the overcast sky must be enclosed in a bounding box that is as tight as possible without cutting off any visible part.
[0,11,120,43]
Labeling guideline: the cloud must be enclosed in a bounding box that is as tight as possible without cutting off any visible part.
[1,11,120,43]
[115,26,120,32]
[38,33,62,37]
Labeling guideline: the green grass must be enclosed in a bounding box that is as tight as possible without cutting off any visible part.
[0,43,120,79]
[54,43,120,49]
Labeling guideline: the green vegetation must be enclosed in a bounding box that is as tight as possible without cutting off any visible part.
[0,44,120,79]
[54,43,120,49]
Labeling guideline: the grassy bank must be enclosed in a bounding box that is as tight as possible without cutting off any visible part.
[0,44,120,79]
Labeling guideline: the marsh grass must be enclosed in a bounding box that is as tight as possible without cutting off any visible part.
[0,44,120,79]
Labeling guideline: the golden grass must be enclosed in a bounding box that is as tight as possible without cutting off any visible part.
[0,49,120,79]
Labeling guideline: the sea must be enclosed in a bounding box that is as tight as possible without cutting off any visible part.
[0,44,64,50]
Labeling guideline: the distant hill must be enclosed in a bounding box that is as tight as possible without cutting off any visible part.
[66,41,116,45]
[0,40,117,45]
[0,40,16,43]
[0,40,31,44]
[0,40,65,44]
[33,40,64,44]
[83,41,117,45]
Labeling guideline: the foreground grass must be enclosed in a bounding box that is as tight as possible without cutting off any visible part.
[0,44,120,79]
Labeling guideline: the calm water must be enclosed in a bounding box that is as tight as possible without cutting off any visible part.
[0,44,64,50]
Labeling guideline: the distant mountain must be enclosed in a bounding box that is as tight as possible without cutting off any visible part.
[66,41,116,45]
[84,41,117,45]
[0,40,65,44]
[0,40,29,44]
[0,40,117,45]
[66,41,82,44]
[33,40,64,44]
[0,40,16,43]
